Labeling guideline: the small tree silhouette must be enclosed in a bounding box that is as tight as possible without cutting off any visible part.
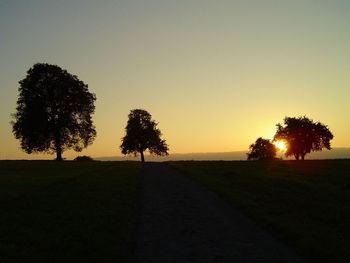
[12,63,96,161]
[274,116,333,160]
[74,155,94,161]
[247,137,277,160]
[120,109,169,162]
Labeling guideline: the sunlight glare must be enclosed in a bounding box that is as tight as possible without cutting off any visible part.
[274,140,287,152]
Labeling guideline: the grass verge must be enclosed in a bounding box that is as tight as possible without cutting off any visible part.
[0,161,140,263]
[170,160,350,263]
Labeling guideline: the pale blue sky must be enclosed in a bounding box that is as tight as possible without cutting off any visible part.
[1,0,350,159]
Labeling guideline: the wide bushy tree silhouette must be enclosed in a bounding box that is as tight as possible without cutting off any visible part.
[274,116,333,160]
[120,109,169,162]
[12,63,96,161]
[247,137,277,160]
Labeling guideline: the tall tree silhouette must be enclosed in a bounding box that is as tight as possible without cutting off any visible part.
[274,116,333,160]
[120,109,169,162]
[247,137,277,160]
[12,63,96,161]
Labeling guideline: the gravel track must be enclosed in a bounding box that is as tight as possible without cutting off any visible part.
[135,163,304,263]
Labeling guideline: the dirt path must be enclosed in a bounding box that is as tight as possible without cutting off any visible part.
[135,163,304,263]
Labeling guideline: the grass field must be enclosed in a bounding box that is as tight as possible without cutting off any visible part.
[2,160,349,263]
[170,160,350,263]
[0,161,140,263]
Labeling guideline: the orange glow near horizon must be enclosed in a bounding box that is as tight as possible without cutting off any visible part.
[274,140,287,152]
[1,1,350,160]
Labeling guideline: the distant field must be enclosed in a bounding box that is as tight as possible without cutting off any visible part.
[0,161,140,263]
[96,147,350,161]
[170,160,350,263]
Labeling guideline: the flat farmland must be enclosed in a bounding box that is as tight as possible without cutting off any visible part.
[170,160,350,263]
[2,160,349,263]
[0,161,140,263]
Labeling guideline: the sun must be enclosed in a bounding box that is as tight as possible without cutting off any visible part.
[274,140,287,152]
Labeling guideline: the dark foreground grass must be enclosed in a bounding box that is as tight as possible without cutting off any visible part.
[0,161,140,263]
[170,160,350,263]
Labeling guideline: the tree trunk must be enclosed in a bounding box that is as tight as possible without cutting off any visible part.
[140,150,145,163]
[294,154,300,160]
[54,131,63,161]
[301,154,305,161]
[56,145,63,161]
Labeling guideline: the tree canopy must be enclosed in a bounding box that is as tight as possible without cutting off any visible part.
[12,63,96,161]
[120,109,169,162]
[274,116,333,160]
[247,137,277,160]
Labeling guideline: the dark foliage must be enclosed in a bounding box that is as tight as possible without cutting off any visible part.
[247,137,277,160]
[274,116,333,160]
[74,155,94,161]
[12,63,96,161]
[120,109,169,162]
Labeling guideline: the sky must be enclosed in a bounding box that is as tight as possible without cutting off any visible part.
[1,0,349,160]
